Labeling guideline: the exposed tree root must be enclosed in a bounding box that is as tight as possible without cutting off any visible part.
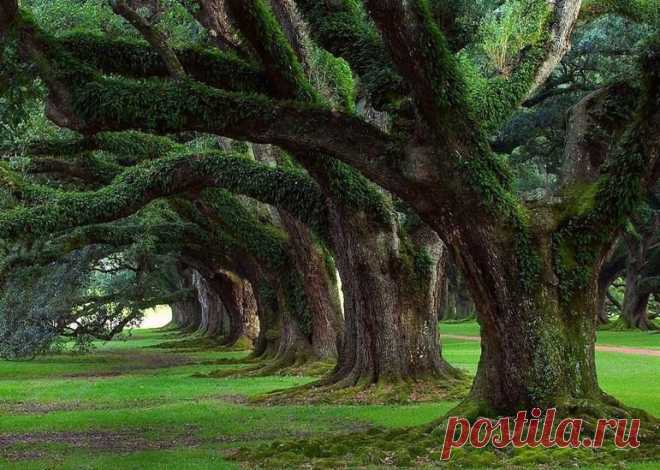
[254,375,470,405]
[196,351,332,379]
[149,335,252,352]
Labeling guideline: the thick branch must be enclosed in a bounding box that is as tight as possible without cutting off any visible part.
[0,221,204,277]
[0,152,326,239]
[110,0,186,78]
[62,75,395,174]
[11,11,398,205]
[225,0,317,101]
[559,83,637,189]
[55,33,268,93]
[188,0,243,53]
[364,0,467,129]
[581,0,657,24]
[294,0,404,109]
[25,155,122,184]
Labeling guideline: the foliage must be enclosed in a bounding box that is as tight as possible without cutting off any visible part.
[477,0,550,75]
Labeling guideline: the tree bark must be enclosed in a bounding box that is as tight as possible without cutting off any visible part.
[191,270,227,338]
[247,266,314,368]
[455,230,629,418]
[212,271,259,347]
[171,268,201,332]
[465,254,603,415]
[621,214,659,330]
[596,242,626,324]
[252,144,344,361]
[278,211,343,359]
[323,204,461,387]
[622,255,654,330]
[622,287,652,330]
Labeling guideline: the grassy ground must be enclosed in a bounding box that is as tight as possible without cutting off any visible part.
[439,321,660,349]
[0,324,657,469]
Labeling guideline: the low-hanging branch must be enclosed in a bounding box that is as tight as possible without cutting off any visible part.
[0,151,327,240]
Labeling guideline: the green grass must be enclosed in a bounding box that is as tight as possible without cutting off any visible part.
[0,326,657,469]
[439,320,660,349]
[440,321,660,413]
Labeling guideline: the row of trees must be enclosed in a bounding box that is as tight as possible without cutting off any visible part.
[0,0,658,422]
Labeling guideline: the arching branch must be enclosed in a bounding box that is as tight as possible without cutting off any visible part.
[465,0,583,132]
[0,152,327,239]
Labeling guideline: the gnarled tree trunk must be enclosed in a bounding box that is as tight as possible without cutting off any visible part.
[171,268,202,332]
[212,271,259,347]
[192,270,226,338]
[278,211,343,360]
[621,216,659,330]
[252,143,344,361]
[622,266,654,330]
[247,266,315,368]
[323,205,461,387]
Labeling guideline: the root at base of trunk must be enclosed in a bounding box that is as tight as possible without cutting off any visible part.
[255,374,470,405]
[199,350,332,379]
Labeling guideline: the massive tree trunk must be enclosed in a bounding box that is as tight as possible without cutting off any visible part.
[467,271,602,416]
[623,286,652,330]
[452,224,650,419]
[596,244,626,325]
[621,216,659,330]
[253,279,315,369]
[322,203,461,387]
[192,270,227,338]
[171,268,202,332]
[278,211,343,360]
[252,143,344,361]
[246,266,315,369]
[212,271,259,347]
[622,262,654,330]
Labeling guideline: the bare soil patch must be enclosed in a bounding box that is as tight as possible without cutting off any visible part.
[0,428,201,461]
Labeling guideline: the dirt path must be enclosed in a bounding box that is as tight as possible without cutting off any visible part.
[443,335,660,357]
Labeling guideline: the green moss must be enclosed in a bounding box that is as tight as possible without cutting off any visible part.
[0,152,326,240]
[409,0,472,119]
[55,32,269,93]
[553,132,648,303]
[226,0,320,104]
[282,269,313,338]
[295,0,404,109]
[460,0,553,133]
[324,158,392,225]
[457,151,541,291]
[309,47,357,113]
[200,189,290,269]
[233,425,658,468]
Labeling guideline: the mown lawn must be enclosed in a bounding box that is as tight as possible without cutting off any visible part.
[0,324,657,469]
